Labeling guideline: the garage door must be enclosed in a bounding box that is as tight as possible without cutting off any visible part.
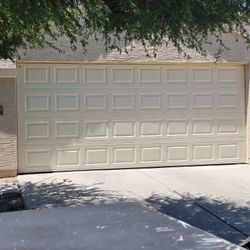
[17,64,246,173]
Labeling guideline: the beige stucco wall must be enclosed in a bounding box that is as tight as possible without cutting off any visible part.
[0,78,17,177]
[0,60,15,77]
[19,33,250,63]
[245,65,250,163]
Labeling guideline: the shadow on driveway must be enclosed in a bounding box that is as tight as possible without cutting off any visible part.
[146,194,250,246]
[20,180,250,246]
[21,180,128,209]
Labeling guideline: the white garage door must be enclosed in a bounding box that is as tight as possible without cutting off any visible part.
[17,64,246,173]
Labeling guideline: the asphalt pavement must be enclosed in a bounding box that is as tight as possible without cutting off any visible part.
[0,202,243,250]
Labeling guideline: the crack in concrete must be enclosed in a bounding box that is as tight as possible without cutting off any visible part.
[139,169,249,239]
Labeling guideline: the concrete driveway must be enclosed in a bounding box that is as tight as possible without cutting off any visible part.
[0,203,244,250]
[18,164,250,246]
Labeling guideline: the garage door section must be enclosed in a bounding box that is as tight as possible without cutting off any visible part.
[17,64,246,173]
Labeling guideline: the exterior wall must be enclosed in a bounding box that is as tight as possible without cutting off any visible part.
[0,78,17,177]
[0,60,15,78]
[19,33,250,63]
[245,65,250,163]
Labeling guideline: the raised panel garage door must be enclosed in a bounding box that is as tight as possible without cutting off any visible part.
[17,64,246,173]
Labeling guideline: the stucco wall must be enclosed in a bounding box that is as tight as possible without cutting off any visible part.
[245,65,250,163]
[0,78,17,176]
[0,60,15,78]
[19,33,250,63]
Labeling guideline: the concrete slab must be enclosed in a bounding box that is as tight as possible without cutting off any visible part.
[140,164,250,244]
[0,202,243,250]
[18,169,176,209]
[140,164,250,205]
[18,164,250,245]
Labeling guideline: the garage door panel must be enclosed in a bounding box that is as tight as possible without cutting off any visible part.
[113,147,136,164]
[84,94,108,111]
[191,68,213,84]
[83,68,107,84]
[192,119,214,135]
[20,91,245,114]
[192,144,215,161]
[192,92,214,110]
[217,91,244,110]
[112,121,136,137]
[166,68,187,85]
[20,116,246,141]
[85,148,109,165]
[24,67,50,84]
[25,121,51,140]
[218,143,239,160]
[138,68,161,84]
[20,116,245,144]
[217,67,244,86]
[140,93,163,111]
[54,67,79,84]
[167,93,188,110]
[25,149,51,168]
[57,149,81,166]
[140,120,163,137]
[55,94,80,112]
[25,94,51,112]
[140,146,163,163]
[111,68,134,84]
[112,93,135,111]
[55,121,80,139]
[20,65,245,88]
[18,139,246,173]
[85,121,109,138]
[166,119,189,136]
[18,64,246,172]
[217,117,243,135]
[167,145,189,162]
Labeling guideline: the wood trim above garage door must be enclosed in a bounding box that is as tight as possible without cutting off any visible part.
[17,64,247,173]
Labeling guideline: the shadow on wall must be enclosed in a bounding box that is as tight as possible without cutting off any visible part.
[145,194,250,246]
[19,32,250,63]
[203,32,250,62]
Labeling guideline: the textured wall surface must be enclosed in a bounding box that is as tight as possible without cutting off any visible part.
[0,60,15,78]
[19,33,250,63]
[245,65,250,163]
[0,60,15,68]
[0,79,17,170]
